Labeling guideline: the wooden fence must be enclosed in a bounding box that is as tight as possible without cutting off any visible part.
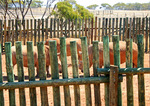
[0,17,150,52]
[0,35,150,106]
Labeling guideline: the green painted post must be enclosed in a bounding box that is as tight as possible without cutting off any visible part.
[137,35,145,106]
[93,41,101,106]
[82,19,84,37]
[60,37,71,106]
[37,42,49,106]
[126,39,134,106]
[116,18,118,35]
[49,40,61,106]
[80,37,91,106]
[112,35,122,106]
[70,41,80,106]
[88,18,91,45]
[103,36,110,106]
[0,44,4,106]
[16,41,26,106]
[27,42,37,106]
[42,19,44,41]
[5,42,16,106]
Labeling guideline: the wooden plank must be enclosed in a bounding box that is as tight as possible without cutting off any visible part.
[4,20,6,43]
[34,19,37,46]
[93,41,101,106]
[71,19,74,38]
[79,18,81,38]
[61,19,63,37]
[129,18,132,38]
[16,41,26,106]
[45,18,48,40]
[109,65,118,106]
[30,19,33,41]
[135,18,139,43]
[125,17,128,41]
[103,36,110,106]
[27,42,37,106]
[5,42,16,106]
[70,41,80,106]
[49,40,61,106]
[68,19,70,37]
[119,18,122,40]
[116,18,118,35]
[37,42,48,106]
[57,18,60,38]
[91,18,93,43]
[137,34,145,106]
[112,18,115,36]
[80,37,91,106]
[122,18,125,41]
[126,39,134,106]
[15,19,19,41]
[0,44,4,106]
[27,19,29,41]
[8,20,11,42]
[65,19,68,37]
[88,18,91,45]
[12,20,15,45]
[60,37,71,106]
[145,17,148,52]
[105,18,108,36]
[85,19,87,37]
[50,18,53,38]
[98,18,101,41]
[108,18,111,41]
[22,20,26,45]
[0,20,3,52]
[112,35,122,106]
[149,17,150,52]
[142,18,145,35]
[132,17,135,42]
[18,20,22,41]
[75,19,77,38]
[42,19,44,41]
[82,19,84,37]
[102,17,105,37]
[139,18,141,34]
[54,18,56,38]
[38,19,41,42]
[94,17,97,40]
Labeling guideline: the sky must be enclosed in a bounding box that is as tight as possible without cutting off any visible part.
[42,0,150,7]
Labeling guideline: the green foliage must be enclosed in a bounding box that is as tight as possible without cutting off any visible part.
[64,0,76,5]
[52,1,93,20]
[30,0,43,8]
[87,4,99,10]
[101,3,112,9]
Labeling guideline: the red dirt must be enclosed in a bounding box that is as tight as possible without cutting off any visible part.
[1,53,150,106]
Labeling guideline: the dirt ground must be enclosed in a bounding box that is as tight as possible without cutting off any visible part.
[1,53,150,106]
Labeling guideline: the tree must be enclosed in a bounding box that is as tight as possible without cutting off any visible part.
[87,4,98,10]
[30,0,43,8]
[101,3,112,10]
[113,3,126,10]
[52,1,93,20]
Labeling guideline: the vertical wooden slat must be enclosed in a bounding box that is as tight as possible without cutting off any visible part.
[85,19,87,37]
[0,44,4,106]
[122,18,126,41]
[75,19,77,38]
[12,20,15,45]
[34,19,37,46]
[98,18,101,41]
[125,17,128,41]
[79,18,81,38]
[145,17,148,52]
[135,18,139,43]
[27,19,29,41]
[68,19,70,37]
[54,18,56,38]
[137,34,145,106]
[102,17,105,37]
[65,19,68,37]
[80,37,91,106]
[27,42,37,106]
[49,40,61,106]
[149,17,150,52]
[142,18,145,35]
[112,35,122,106]
[30,19,33,41]
[16,41,26,106]
[82,19,84,37]
[105,18,108,36]
[61,19,63,37]
[15,19,19,41]
[8,20,11,42]
[38,19,41,42]
[116,18,118,35]
[70,41,80,106]
[139,18,141,34]
[18,20,22,41]
[129,18,132,39]
[37,42,48,106]
[5,42,16,106]
[103,36,110,106]
[42,19,44,41]
[0,20,3,52]
[4,20,6,43]
[22,20,26,45]
[109,18,111,41]
[132,18,135,42]
[119,18,122,40]
[112,18,115,36]
[94,17,97,40]
[60,37,71,106]
[50,18,53,38]
[126,39,134,106]
[93,41,101,106]
[88,18,91,45]
[57,19,60,38]
[45,18,48,40]
[91,18,93,43]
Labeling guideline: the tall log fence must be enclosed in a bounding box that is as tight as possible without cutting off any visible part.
[0,17,150,52]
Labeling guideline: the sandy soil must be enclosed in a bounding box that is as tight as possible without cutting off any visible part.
[1,53,150,106]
